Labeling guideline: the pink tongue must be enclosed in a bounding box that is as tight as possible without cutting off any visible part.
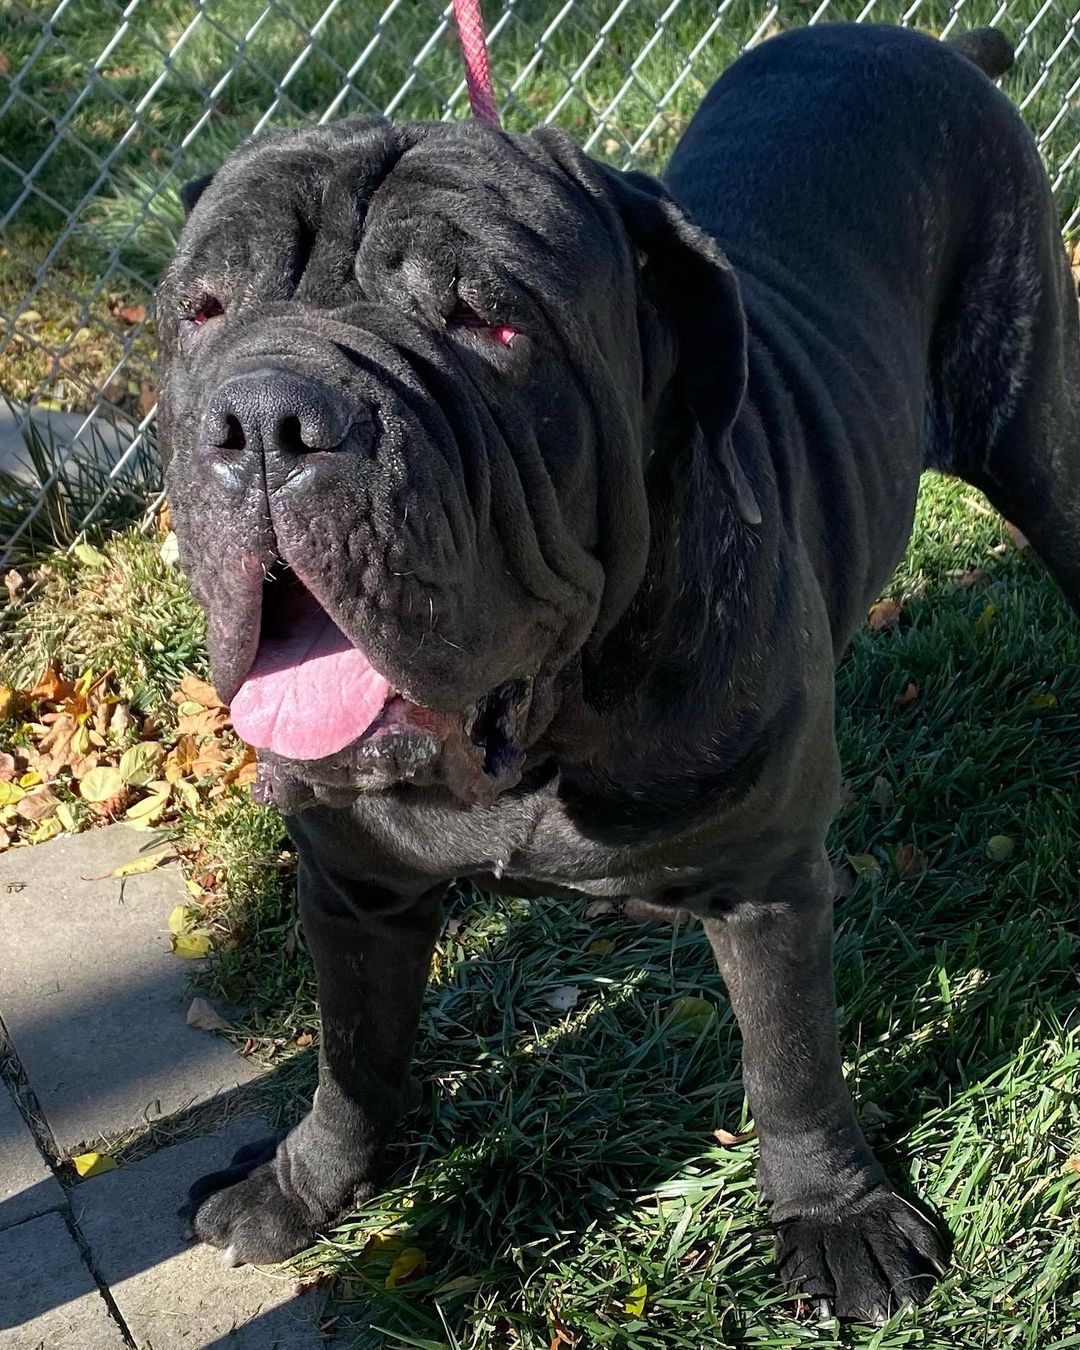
[231,605,390,761]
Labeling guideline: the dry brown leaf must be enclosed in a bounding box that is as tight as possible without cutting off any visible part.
[4,569,24,604]
[1007,522,1030,551]
[585,899,615,919]
[1063,1157,1080,1175]
[894,843,926,878]
[177,707,230,738]
[174,673,225,710]
[0,826,10,852]
[186,997,231,1032]
[0,752,16,783]
[895,680,919,707]
[868,600,902,631]
[295,1031,314,1048]
[0,686,16,721]
[109,703,132,739]
[191,739,228,778]
[713,1125,757,1148]
[949,567,991,589]
[115,302,148,326]
[30,666,75,704]
[548,1302,578,1350]
[15,789,59,823]
[138,380,156,418]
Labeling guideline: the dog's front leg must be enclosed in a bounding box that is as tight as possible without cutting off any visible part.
[181,847,444,1265]
[703,850,946,1321]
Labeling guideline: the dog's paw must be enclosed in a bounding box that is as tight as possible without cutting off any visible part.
[774,1191,947,1323]
[178,1132,320,1266]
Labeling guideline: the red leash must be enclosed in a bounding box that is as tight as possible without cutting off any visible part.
[453,0,501,128]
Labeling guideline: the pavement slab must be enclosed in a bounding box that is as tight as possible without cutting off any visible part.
[0,1083,67,1234]
[74,1114,329,1349]
[0,1209,127,1349]
[0,826,261,1152]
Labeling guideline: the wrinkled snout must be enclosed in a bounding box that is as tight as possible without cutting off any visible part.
[201,368,365,457]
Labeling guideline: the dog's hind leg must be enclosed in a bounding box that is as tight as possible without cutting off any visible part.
[929,180,1080,612]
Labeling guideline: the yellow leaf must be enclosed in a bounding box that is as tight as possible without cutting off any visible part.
[385,1246,427,1289]
[30,817,63,844]
[846,852,881,878]
[55,802,77,831]
[18,770,41,788]
[73,543,108,567]
[118,741,164,786]
[124,786,171,827]
[986,835,1015,862]
[79,765,125,803]
[714,1125,758,1147]
[587,938,615,956]
[0,685,17,720]
[0,781,25,807]
[624,1282,647,1317]
[174,779,200,812]
[112,850,174,878]
[176,700,206,717]
[168,904,192,934]
[172,930,212,959]
[72,1151,117,1178]
[1026,692,1058,713]
[974,601,997,633]
[666,996,716,1037]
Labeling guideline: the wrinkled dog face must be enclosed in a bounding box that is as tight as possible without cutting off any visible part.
[157,117,750,806]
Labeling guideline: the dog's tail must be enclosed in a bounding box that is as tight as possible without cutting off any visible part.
[948,27,1014,79]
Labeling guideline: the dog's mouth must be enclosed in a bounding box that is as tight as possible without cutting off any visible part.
[228,564,530,797]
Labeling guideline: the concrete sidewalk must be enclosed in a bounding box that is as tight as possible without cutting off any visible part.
[0,827,331,1349]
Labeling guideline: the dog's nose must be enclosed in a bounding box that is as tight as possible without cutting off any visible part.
[202,369,354,455]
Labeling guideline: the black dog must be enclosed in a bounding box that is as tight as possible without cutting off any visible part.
[159,23,1080,1320]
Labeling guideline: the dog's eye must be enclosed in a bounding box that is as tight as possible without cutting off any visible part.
[444,300,516,348]
[178,295,224,353]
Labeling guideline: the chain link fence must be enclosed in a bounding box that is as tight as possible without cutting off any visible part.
[1,0,1078,571]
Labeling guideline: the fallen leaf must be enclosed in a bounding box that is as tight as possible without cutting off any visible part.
[30,817,63,844]
[0,827,10,851]
[385,1246,427,1289]
[30,667,74,704]
[115,302,148,325]
[18,770,41,788]
[549,1302,578,1349]
[73,543,108,568]
[714,1125,757,1147]
[175,673,225,710]
[295,1031,314,1048]
[168,904,193,934]
[895,680,919,707]
[79,765,125,803]
[623,1281,647,1317]
[868,599,902,630]
[667,995,716,1036]
[542,984,580,1012]
[0,753,16,782]
[0,686,15,721]
[111,850,174,878]
[125,786,172,828]
[587,938,615,956]
[174,779,200,812]
[186,997,231,1031]
[1026,692,1058,713]
[4,569,24,603]
[72,1151,117,1178]
[55,802,77,832]
[1063,1157,1080,1175]
[846,852,881,878]
[893,843,926,878]
[974,601,997,633]
[585,899,615,919]
[15,788,59,822]
[948,566,990,589]
[870,776,893,812]
[159,531,180,566]
[1006,523,1030,551]
[118,741,165,786]
[177,706,230,737]
[172,931,213,959]
[986,834,1016,862]
[0,781,25,807]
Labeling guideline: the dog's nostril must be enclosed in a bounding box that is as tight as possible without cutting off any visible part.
[220,414,246,452]
[277,414,306,455]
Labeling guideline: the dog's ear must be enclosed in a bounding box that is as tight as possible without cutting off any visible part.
[597,166,760,526]
[180,173,214,218]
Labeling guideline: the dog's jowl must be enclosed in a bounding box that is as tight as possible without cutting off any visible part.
[158,23,1080,1321]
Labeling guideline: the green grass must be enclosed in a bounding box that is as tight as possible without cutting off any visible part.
[3,475,1078,1348]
